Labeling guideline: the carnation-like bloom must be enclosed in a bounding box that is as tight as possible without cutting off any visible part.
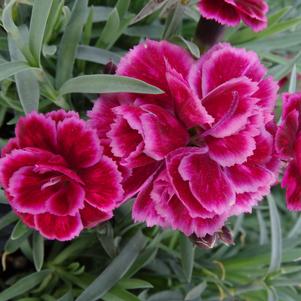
[0,110,123,240]
[89,40,279,239]
[276,93,301,211]
[198,0,269,32]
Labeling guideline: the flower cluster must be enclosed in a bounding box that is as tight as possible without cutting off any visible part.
[0,110,123,240]
[89,40,279,239]
[198,0,269,32]
[0,39,284,242]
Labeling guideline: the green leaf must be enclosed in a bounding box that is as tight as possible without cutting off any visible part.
[103,286,141,301]
[92,6,113,23]
[0,271,50,301]
[11,220,29,240]
[5,230,32,254]
[180,234,195,283]
[118,279,153,290]
[130,0,168,25]
[33,231,44,272]
[2,0,35,65]
[8,37,40,113]
[0,61,35,82]
[76,45,121,65]
[116,0,130,18]
[267,194,282,274]
[44,0,64,44]
[59,75,163,95]
[75,231,146,301]
[257,209,268,245]
[96,8,120,49]
[185,281,207,301]
[0,211,18,231]
[171,36,200,58]
[57,291,73,301]
[29,0,53,66]
[289,64,297,93]
[163,2,185,39]
[55,0,88,88]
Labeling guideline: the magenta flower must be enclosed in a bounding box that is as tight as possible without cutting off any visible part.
[198,0,269,32]
[89,40,279,238]
[0,110,123,240]
[276,93,301,211]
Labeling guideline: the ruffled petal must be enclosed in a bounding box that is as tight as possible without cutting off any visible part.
[35,213,83,241]
[80,202,112,228]
[16,112,57,152]
[57,117,102,169]
[166,148,214,218]
[206,132,256,167]
[178,151,235,214]
[79,156,123,212]
[226,161,275,194]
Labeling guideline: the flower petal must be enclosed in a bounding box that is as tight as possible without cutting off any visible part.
[16,112,57,151]
[178,151,235,214]
[57,117,102,169]
[79,156,123,212]
[206,132,256,167]
[35,213,83,241]
[80,202,112,228]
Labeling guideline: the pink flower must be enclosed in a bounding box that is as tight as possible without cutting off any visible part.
[89,40,279,238]
[0,110,123,241]
[276,93,301,211]
[198,0,269,32]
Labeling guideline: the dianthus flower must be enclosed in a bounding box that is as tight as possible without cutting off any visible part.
[89,40,279,238]
[198,0,269,32]
[0,110,123,240]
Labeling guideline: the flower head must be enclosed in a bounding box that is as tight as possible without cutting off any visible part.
[89,40,279,239]
[276,93,301,211]
[0,110,123,240]
[198,0,269,32]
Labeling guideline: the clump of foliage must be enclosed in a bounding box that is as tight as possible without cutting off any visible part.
[1,0,301,301]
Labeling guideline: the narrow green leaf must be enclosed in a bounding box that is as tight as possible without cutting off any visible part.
[118,279,153,290]
[8,37,40,113]
[44,0,64,44]
[59,75,163,96]
[55,0,88,88]
[185,281,207,301]
[0,61,34,82]
[11,220,29,240]
[0,271,50,301]
[2,0,35,65]
[288,215,301,238]
[29,0,53,66]
[96,8,120,49]
[289,64,297,93]
[75,231,146,301]
[180,234,195,283]
[104,286,140,301]
[57,290,73,301]
[172,36,200,58]
[76,45,121,65]
[267,194,282,274]
[0,211,18,231]
[163,2,185,39]
[257,209,268,245]
[116,0,130,18]
[33,232,44,272]
[5,230,32,254]
[92,6,113,23]
[130,0,168,25]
